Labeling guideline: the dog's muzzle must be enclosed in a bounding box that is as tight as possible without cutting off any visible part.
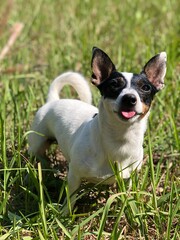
[118,94,139,120]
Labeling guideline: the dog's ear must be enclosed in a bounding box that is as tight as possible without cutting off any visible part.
[141,52,167,91]
[91,47,116,86]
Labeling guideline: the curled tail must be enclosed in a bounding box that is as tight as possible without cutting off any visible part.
[46,72,92,104]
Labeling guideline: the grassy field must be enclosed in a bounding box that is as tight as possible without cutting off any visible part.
[0,0,179,239]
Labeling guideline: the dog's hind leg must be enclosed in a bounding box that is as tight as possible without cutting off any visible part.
[28,132,49,156]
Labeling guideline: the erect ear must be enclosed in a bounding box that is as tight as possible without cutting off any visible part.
[141,52,167,91]
[91,47,116,86]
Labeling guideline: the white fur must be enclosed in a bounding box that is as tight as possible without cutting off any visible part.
[28,71,147,207]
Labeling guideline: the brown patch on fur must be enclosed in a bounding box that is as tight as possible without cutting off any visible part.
[139,103,150,119]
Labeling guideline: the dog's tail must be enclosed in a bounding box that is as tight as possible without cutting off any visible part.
[46,72,92,104]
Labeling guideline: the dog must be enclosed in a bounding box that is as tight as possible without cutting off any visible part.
[28,47,167,209]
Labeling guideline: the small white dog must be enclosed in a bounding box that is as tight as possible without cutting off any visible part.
[28,47,166,208]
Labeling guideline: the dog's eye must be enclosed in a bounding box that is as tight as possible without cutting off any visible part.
[141,84,151,92]
[110,78,125,90]
[110,79,119,88]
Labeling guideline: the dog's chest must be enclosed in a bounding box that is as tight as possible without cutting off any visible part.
[104,126,143,158]
[98,129,144,178]
[80,135,143,182]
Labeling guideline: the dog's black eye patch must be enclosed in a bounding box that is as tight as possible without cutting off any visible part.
[109,78,126,90]
[131,74,158,106]
[98,72,126,99]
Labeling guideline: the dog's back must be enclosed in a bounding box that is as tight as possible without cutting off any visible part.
[28,72,96,157]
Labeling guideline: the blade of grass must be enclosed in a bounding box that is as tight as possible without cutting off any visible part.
[111,197,127,239]
[71,207,104,236]
[0,92,8,216]
[0,233,11,240]
[0,191,10,216]
[38,228,46,240]
[38,162,48,237]
[169,115,180,151]
[110,161,143,231]
[147,128,161,236]
[166,181,180,239]
[55,218,72,239]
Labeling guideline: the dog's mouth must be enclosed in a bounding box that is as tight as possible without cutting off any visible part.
[114,109,138,120]
[116,109,142,120]
[121,110,136,119]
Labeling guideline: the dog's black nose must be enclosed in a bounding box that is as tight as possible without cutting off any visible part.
[121,94,137,107]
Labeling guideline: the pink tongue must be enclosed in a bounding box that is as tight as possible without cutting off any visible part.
[121,111,136,119]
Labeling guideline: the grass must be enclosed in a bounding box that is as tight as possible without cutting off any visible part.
[0,0,179,239]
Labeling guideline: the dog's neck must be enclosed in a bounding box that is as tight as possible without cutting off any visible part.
[97,99,148,143]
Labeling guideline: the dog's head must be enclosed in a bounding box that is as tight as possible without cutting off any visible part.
[91,47,167,123]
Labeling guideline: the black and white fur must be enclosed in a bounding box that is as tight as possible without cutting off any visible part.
[28,47,167,208]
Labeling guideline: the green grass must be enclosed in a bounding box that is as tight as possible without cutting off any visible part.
[0,0,179,239]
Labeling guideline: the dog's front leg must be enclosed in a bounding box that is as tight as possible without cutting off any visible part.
[63,167,81,214]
